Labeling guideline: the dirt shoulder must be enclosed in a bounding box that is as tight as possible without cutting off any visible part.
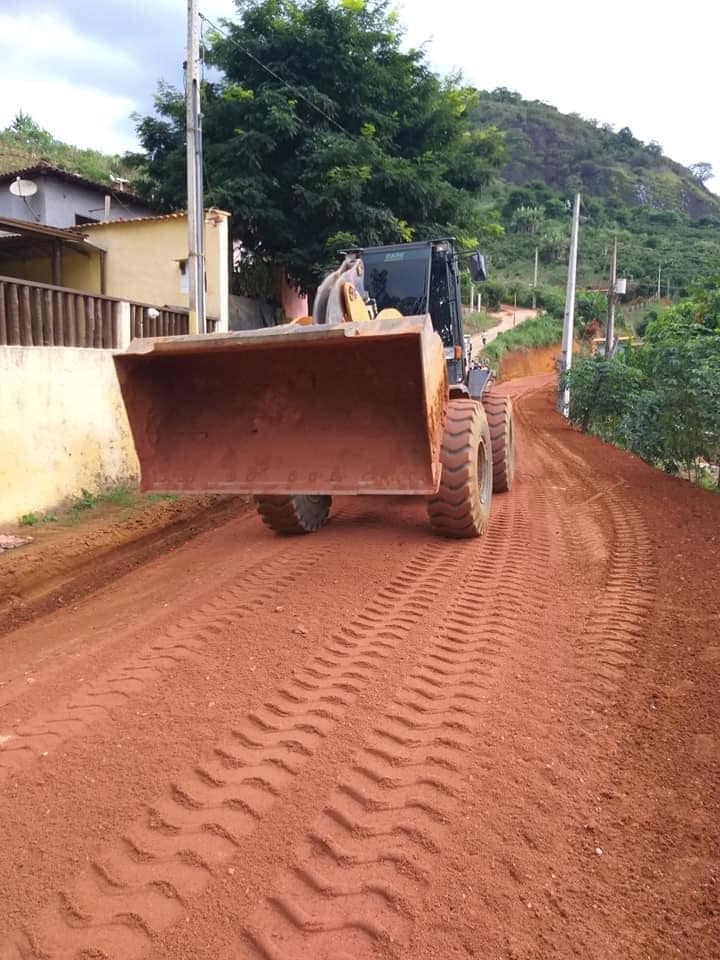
[0,492,249,635]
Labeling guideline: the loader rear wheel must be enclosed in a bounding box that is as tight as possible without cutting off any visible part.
[255,495,332,535]
[482,393,515,493]
[427,399,493,539]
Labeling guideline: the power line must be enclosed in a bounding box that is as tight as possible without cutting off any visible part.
[198,12,351,137]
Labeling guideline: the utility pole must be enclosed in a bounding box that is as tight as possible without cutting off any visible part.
[559,193,581,417]
[656,263,662,301]
[606,234,617,359]
[186,0,206,335]
[532,246,539,310]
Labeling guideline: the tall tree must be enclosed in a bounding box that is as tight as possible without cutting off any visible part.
[132,0,504,291]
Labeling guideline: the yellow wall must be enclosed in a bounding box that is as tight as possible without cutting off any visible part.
[0,258,53,284]
[81,211,229,325]
[0,346,139,524]
[0,211,229,327]
[2,251,101,292]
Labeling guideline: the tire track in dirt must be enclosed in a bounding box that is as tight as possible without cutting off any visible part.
[427,387,659,960]
[0,535,475,960]
[231,497,555,959]
[572,493,655,710]
[519,400,657,712]
[0,543,325,778]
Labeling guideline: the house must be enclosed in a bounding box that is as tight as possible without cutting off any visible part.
[0,162,154,228]
[66,210,230,330]
[0,209,230,331]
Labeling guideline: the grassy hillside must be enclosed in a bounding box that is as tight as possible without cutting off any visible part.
[0,113,134,186]
[471,91,720,296]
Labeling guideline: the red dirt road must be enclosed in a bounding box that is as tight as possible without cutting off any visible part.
[0,375,718,960]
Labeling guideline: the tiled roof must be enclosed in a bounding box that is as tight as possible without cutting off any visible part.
[0,161,152,208]
[66,208,230,229]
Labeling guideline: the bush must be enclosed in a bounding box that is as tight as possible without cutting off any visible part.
[564,354,642,439]
[478,280,507,311]
[535,286,565,319]
[564,282,720,486]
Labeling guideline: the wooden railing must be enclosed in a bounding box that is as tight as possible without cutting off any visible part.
[0,276,191,348]
[130,303,191,340]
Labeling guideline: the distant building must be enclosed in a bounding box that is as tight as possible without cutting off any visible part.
[0,162,153,228]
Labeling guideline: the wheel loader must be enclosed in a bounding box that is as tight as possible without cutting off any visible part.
[114,239,515,538]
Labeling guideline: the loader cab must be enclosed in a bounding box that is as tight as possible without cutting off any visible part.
[356,240,469,385]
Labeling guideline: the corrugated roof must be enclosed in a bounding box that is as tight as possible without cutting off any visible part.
[0,161,153,209]
[0,214,105,255]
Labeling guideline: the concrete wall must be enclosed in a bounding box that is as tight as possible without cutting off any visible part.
[0,347,139,525]
[228,294,279,331]
[0,174,149,228]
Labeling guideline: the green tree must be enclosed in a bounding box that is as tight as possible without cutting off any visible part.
[510,204,543,234]
[567,282,720,484]
[626,332,720,477]
[565,354,642,437]
[132,0,504,292]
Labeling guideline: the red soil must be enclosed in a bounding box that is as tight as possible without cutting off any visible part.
[0,373,718,960]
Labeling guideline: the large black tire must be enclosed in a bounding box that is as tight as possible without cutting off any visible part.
[427,399,493,539]
[482,393,515,493]
[255,495,332,535]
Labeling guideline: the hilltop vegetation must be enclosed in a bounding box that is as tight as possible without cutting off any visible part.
[484,178,720,298]
[472,90,720,295]
[473,89,719,219]
[0,113,133,186]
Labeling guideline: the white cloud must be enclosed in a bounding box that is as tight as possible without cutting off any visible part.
[0,10,135,79]
[0,77,137,155]
[395,0,719,193]
[0,8,140,153]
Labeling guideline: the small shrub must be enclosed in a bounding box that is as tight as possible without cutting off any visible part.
[19,513,39,526]
[478,280,507,311]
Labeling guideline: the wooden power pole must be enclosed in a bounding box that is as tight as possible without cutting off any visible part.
[532,247,539,310]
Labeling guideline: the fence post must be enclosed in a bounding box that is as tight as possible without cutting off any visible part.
[115,301,132,350]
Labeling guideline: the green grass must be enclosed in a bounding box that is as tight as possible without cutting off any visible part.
[480,313,563,365]
[17,486,180,528]
[463,311,499,336]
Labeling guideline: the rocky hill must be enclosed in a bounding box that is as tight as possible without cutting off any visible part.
[472,89,719,220]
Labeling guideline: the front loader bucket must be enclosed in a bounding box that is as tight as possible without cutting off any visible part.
[114,315,447,496]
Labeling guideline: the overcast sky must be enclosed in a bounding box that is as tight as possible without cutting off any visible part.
[1,0,717,193]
